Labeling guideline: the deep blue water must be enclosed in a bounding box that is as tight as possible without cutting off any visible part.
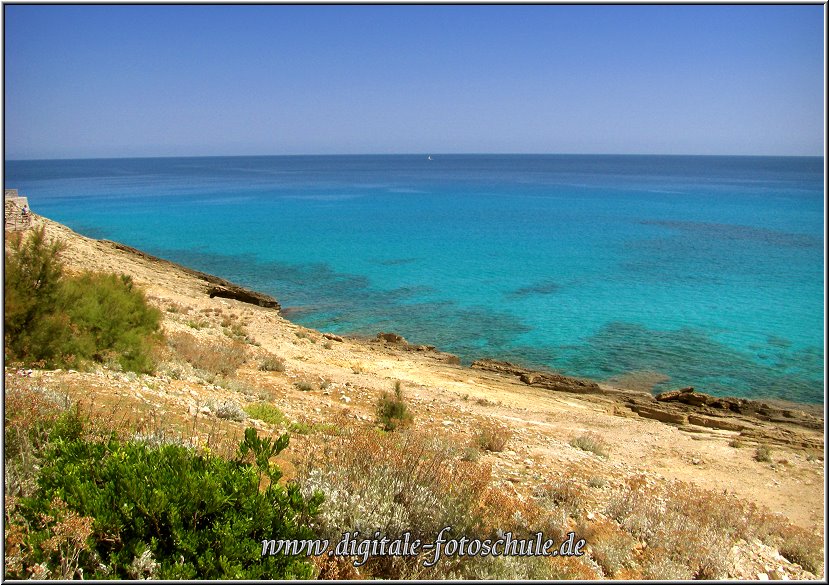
[4,155,824,403]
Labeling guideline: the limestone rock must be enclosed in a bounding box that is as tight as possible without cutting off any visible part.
[377,332,408,344]
[655,386,694,401]
[472,358,602,395]
[629,404,688,425]
[207,284,279,309]
[687,414,748,432]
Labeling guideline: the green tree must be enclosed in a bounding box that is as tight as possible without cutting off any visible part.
[4,226,72,364]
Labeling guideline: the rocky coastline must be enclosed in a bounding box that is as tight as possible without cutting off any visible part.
[88,226,823,443]
[6,214,825,579]
[57,217,821,453]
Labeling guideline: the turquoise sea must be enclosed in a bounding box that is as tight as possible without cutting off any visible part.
[4,155,824,403]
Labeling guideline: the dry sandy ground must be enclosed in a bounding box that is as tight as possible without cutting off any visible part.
[6,216,825,578]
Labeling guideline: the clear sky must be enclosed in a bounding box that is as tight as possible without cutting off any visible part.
[3,4,825,159]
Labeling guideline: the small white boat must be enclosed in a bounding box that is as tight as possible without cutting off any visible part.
[427,155,433,161]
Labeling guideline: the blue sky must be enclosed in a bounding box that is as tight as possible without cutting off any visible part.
[3,5,824,159]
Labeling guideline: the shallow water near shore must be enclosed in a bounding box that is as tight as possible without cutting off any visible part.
[5,155,824,403]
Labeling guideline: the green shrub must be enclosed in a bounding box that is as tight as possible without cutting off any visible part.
[59,272,161,373]
[4,228,160,373]
[754,444,772,462]
[244,403,287,426]
[288,421,313,435]
[376,382,413,431]
[8,426,322,579]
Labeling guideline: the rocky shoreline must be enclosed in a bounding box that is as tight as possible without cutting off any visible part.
[469,359,822,443]
[316,331,824,451]
[104,225,823,452]
[88,224,823,445]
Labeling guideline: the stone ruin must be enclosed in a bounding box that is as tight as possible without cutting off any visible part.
[5,188,32,232]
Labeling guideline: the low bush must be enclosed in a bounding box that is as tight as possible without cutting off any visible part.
[754,444,773,462]
[288,421,313,435]
[4,380,70,500]
[296,427,554,579]
[775,525,824,575]
[5,414,322,580]
[376,381,413,431]
[604,475,824,579]
[578,518,637,577]
[224,321,250,342]
[217,376,258,397]
[211,400,248,422]
[535,477,589,519]
[244,403,288,426]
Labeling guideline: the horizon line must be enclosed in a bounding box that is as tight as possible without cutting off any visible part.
[6,151,826,163]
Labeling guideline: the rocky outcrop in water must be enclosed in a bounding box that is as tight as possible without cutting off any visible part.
[377,332,408,344]
[471,358,604,394]
[369,333,461,364]
[206,284,280,309]
[653,387,823,430]
[102,241,280,310]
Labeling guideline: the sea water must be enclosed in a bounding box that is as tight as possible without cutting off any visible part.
[4,155,824,403]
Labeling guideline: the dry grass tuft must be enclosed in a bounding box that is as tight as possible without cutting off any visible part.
[473,423,511,452]
[258,354,286,372]
[167,331,247,377]
[578,517,637,577]
[775,525,825,575]
[294,427,557,579]
[294,380,316,392]
[604,475,824,579]
[569,433,609,458]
